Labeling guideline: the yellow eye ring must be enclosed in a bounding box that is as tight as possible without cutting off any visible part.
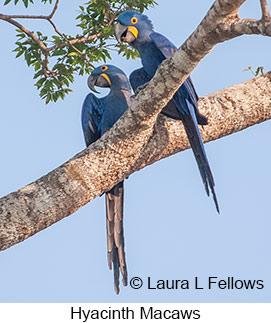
[101,65,108,72]
[131,17,138,24]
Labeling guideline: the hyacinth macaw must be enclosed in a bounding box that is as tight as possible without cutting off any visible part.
[115,11,219,212]
[81,64,132,294]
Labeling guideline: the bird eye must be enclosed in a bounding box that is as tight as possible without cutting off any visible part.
[101,65,108,71]
[131,17,138,24]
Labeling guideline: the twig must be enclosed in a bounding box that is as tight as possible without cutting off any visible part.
[42,52,50,77]
[42,52,62,87]
[0,14,48,52]
[47,18,95,68]
[47,33,101,51]
[260,0,270,21]
[0,0,127,56]
[0,0,59,20]
[108,1,126,25]
[0,0,98,74]
[48,0,59,19]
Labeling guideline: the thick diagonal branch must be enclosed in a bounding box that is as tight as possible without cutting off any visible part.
[0,72,270,251]
[0,0,271,251]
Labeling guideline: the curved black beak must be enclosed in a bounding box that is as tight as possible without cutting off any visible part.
[114,22,137,43]
[88,74,111,93]
[87,74,100,93]
[115,22,126,43]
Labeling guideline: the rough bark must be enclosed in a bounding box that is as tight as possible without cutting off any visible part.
[0,0,271,251]
[1,73,270,251]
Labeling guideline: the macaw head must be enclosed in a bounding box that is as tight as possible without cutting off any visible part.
[88,64,129,93]
[115,11,153,44]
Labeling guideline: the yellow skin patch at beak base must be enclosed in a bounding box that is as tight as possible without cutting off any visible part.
[101,73,111,86]
[128,26,138,39]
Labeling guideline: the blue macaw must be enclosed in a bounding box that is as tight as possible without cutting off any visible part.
[115,11,219,212]
[81,64,132,294]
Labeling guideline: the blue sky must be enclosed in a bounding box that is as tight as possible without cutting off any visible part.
[0,0,270,302]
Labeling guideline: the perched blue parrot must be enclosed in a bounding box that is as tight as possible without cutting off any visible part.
[81,64,132,294]
[115,11,219,212]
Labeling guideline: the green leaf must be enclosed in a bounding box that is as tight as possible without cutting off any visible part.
[52,92,59,102]
[35,77,46,89]
[15,50,25,58]
[68,52,79,57]
[52,49,67,56]
[255,66,264,76]
[45,94,51,104]
[63,78,70,87]
[6,0,158,103]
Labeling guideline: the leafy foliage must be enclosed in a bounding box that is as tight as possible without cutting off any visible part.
[4,0,53,8]
[7,0,157,103]
[243,66,265,77]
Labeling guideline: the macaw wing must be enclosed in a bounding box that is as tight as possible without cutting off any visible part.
[129,67,151,92]
[81,93,104,146]
[150,32,218,210]
[150,31,177,58]
[150,32,206,124]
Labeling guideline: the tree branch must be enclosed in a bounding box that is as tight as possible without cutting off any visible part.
[0,72,270,251]
[0,0,59,53]
[0,13,48,52]
[46,18,95,68]
[227,18,271,37]
[46,33,102,51]
[0,1,146,58]
[0,0,59,20]
[260,0,270,21]
[48,0,59,19]
[0,0,271,251]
